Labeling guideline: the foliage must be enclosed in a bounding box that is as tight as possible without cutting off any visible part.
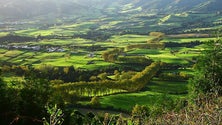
[43,105,64,125]
[146,95,222,125]
[165,41,202,48]
[1,3,222,124]
[151,94,176,117]
[90,96,101,107]
[69,110,84,125]
[18,77,52,116]
[131,104,150,124]
[0,76,53,125]
[0,77,12,124]
[0,34,35,43]
[130,62,161,91]
[97,72,108,80]
[189,39,222,98]
[117,56,152,65]
[148,32,165,43]
[120,71,136,80]
[159,72,191,81]
[126,43,165,50]
[55,62,161,96]
[102,48,124,62]
[149,32,165,38]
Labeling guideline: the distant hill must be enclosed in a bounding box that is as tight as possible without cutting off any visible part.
[131,0,222,13]
[0,0,221,21]
[74,0,222,14]
[74,0,222,13]
[0,0,101,21]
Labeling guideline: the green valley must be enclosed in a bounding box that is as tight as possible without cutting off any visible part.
[0,0,222,125]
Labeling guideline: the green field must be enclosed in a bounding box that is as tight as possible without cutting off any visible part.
[163,37,216,43]
[0,1,222,124]
[97,79,187,111]
[0,11,220,116]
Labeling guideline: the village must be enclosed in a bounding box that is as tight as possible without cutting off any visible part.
[0,44,66,52]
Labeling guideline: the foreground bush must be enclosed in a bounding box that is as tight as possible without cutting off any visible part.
[146,95,222,125]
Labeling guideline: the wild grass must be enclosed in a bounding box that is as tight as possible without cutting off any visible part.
[147,95,222,125]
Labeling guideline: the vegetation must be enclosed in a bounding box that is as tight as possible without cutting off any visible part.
[0,0,222,124]
[189,39,222,97]
[43,105,64,125]
[0,77,52,124]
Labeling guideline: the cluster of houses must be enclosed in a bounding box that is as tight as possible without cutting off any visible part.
[0,44,66,52]
[0,44,40,51]
[46,47,66,52]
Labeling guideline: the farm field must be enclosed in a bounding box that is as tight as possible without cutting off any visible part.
[2,27,212,115]
[79,79,188,112]
[0,10,221,120]
[0,35,210,68]
[76,78,187,116]
[0,31,214,113]
[1,0,222,124]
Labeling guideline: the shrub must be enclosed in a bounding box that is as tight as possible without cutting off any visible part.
[189,40,222,98]
[90,96,100,107]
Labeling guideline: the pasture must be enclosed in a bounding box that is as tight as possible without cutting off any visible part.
[0,12,219,115]
[97,79,187,111]
[0,32,213,69]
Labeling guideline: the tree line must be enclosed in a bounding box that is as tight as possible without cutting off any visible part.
[54,62,161,96]
[102,48,124,62]
[1,64,117,83]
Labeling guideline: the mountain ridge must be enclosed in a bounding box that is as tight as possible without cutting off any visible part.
[0,0,221,21]
[0,0,101,21]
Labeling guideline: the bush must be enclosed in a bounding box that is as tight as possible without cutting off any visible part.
[189,40,222,98]
[90,96,100,107]
[69,110,84,125]
[0,76,53,125]
[147,95,222,125]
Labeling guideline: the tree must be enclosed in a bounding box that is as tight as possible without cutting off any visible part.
[114,70,120,80]
[149,32,165,37]
[18,77,52,116]
[0,77,11,124]
[90,96,100,107]
[69,110,84,125]
[189,40,222,98]
[148,32,165,43]
[98,72,108,80]
[43,105,64,125]
[0,76,53,125]
[84,112,100,125]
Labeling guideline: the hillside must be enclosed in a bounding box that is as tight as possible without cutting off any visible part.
[75,0,222,14]
[0,0,101,21]
[124,0,222,13]
[0,0,222,21]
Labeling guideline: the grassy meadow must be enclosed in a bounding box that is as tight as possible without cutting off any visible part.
[85,79,188,111]
[0,12,220,114]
